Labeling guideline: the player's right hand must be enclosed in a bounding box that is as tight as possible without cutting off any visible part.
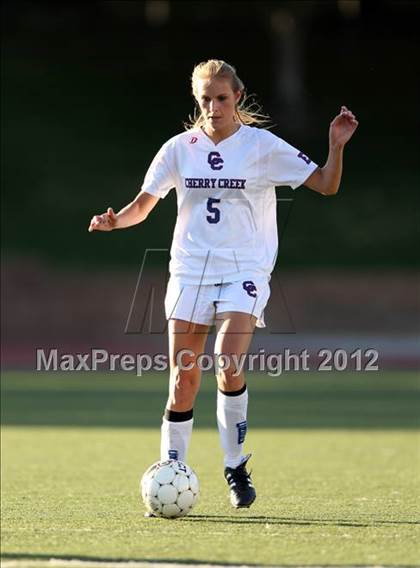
[88,207,117,232]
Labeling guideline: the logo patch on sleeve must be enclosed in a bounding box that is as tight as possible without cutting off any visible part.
[297,151,311,164]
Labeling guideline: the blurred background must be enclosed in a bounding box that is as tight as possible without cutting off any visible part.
[1,0,419,368]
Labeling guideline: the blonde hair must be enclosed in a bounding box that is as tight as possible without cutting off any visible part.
[185,59,271,130]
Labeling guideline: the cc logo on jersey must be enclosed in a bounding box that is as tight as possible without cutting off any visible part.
[243,281,257,298]
[208,151,224,170]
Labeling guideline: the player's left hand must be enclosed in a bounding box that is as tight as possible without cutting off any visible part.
[88,207,117,232]
[329,106,359,147]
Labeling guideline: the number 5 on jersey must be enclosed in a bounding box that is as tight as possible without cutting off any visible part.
[206,197,221,224]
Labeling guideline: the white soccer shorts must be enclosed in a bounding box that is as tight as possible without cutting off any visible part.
[164,277,270,328]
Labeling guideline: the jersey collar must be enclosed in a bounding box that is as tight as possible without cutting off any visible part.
[196,124,244,148]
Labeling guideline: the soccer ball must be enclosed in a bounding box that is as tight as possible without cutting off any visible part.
[140,459,199,518]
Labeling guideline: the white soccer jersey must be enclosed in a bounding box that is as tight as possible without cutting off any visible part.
[141,124,318,285]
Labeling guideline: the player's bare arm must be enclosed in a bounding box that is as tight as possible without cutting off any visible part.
[304,106,358,196]
[88,191,160,232]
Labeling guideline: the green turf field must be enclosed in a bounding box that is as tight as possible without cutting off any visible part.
[1,371,419,566]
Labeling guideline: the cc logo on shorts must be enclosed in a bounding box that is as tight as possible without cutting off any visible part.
[242,281,257,298]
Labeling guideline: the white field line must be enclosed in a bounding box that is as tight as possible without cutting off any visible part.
[0,561,405,568]
[1,561,253,568]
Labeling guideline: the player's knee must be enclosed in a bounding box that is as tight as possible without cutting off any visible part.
[169,366,199,405]
[216,365,244,390]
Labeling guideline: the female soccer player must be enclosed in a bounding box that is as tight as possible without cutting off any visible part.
[88,59,358,509]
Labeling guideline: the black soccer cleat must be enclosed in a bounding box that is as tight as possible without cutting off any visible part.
[224,454,256,508]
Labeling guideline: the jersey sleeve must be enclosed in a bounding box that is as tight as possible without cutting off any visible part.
[141,140,176,199]
[266,136,318,190]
